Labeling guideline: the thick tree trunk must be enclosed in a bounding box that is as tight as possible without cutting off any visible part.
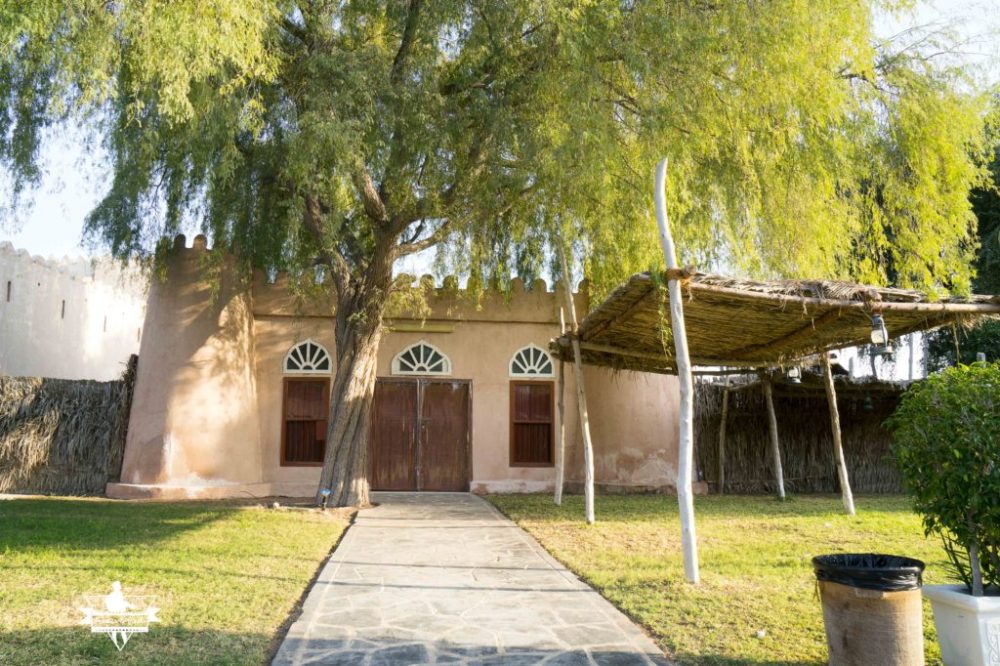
[316,256,393,507]
[316,318,381,507]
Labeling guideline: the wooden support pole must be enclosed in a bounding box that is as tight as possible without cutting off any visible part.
[761,377,786,500]
[555,358,566,506]
[554,308,567,506]
[655,158,700,584]
[717,376,730,495]
[822,353,856,515]
[559,240,595,524]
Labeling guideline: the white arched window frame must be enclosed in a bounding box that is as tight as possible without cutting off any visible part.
[509,344,555,378]
[391,341,452,376]
[283,339,333,374]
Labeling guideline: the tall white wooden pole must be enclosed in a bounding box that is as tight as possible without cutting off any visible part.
[654,158,699,584]
[554,306,567,506]
[822,354,855,515]
[908,334,916,381]
[554,359,566,505]
[559,241,596,524]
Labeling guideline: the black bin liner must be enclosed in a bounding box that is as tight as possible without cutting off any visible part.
[812,553,925,592]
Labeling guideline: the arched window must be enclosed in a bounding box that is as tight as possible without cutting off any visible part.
[509,344,554,378]
[284,340,332,374]
[391,341,452,376]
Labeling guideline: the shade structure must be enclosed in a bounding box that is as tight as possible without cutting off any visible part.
[552,272,1000,371]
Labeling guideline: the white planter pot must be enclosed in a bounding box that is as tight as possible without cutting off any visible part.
[924,584,1000,665]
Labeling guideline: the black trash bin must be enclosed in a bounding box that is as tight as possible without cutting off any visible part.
[812,553,925,666]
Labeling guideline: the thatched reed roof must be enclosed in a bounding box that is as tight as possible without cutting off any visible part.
[552,272,1000,373]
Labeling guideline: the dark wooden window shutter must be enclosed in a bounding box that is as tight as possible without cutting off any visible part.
[510,381,554,466]
[282,378,329,465]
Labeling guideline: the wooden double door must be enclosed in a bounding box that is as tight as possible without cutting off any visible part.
[370,378,471,492]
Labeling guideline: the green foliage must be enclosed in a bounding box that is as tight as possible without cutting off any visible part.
[926,319,1000,370]
[887,363,1000,592]
[0,1,991,300]
[970,140,1000,295]
[925,106,1000,369]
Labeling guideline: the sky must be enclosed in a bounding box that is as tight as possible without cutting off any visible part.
[2,0,999,260]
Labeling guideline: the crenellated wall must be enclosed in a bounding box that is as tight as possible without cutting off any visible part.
[0,242,146,380]
[110,234,683,499]
[111,235,262,497]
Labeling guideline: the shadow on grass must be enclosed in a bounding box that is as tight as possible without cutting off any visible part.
[1,627,828,666]
[489,493,917,523]
[670,653,823,666]
[0,626,272,666]
[0,498,237,552]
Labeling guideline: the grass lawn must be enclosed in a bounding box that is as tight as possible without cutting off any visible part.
[0,497,349,665]
[488,494,950,666]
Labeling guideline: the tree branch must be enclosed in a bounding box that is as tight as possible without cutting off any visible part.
[281,15,309,46]
[303,193,350,293]
[390,0,423,86]
[395,220,451,257]
[379,1,424,213]
[352,166,389,225]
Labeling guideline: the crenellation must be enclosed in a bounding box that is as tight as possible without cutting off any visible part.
[171,233,218,253]
[0,242,146,380]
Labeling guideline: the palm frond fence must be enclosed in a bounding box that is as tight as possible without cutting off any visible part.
[0,355,137,495]
[694,378,903,494]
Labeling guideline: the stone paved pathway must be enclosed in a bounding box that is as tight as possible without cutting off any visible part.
[273,492,670,665]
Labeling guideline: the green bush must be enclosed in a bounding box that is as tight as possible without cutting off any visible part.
[887,362,1000,595]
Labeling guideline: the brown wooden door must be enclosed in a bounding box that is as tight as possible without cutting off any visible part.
[370,380,419,490]
[420,381,471,491]
[370,378,471,491]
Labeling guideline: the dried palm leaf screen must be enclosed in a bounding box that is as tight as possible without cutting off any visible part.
[553,272,1000,372]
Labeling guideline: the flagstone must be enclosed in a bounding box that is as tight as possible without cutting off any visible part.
[272,492,670,666]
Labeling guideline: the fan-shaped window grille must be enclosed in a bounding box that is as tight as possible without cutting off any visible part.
[284,340,332,374]
[509,345,555,377]
[391,342,452,376]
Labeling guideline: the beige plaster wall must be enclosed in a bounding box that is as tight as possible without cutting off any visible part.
[578,367,681,492]
[255,315,337,491]
[116,246,683,498]
[117,236,262,490]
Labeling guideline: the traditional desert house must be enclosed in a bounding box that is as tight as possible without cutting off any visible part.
[107,236,682,500]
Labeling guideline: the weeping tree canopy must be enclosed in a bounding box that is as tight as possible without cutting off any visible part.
[927,104,1000,369]
[0,1,991,297]
[1,1,993,506]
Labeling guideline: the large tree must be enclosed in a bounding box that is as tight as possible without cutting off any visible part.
[1,1,990,506]
[927,102,1000,368]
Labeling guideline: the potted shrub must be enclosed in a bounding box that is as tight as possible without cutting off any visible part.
[888,362,1000,665]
